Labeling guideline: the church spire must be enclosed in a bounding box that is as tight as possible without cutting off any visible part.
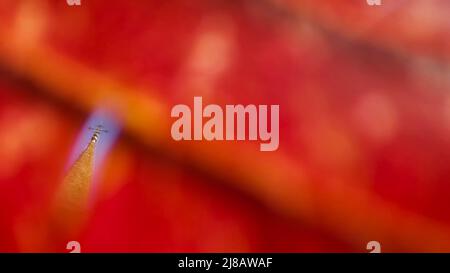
[50,125,107,238]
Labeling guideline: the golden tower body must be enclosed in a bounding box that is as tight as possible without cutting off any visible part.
[51,127,104,239]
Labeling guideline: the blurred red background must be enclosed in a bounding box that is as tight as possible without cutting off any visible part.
[0,0,449,252]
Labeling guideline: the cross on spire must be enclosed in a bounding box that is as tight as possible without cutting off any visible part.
[88,125,108,143]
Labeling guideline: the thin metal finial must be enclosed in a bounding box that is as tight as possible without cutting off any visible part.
[88,125,108,143]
